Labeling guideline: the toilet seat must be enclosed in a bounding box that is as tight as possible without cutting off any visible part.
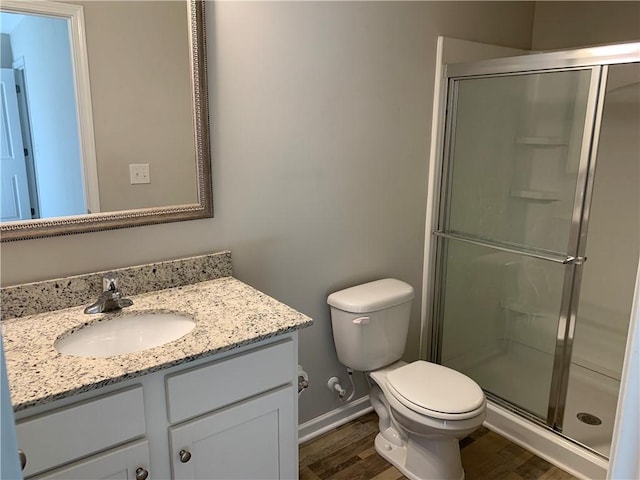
[385,361,485,420]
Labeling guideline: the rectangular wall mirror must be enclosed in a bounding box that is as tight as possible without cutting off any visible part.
[0,0,212,241]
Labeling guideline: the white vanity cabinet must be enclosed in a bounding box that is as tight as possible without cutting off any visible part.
[14,334,299,480]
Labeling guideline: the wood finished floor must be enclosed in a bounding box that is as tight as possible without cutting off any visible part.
[299,412,579,480]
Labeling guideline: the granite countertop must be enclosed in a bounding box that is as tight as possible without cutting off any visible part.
[1,276,312,412]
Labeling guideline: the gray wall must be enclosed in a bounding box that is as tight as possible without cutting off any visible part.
[0,1,534,423]
[76,0,198,211]
[532,1,640,50]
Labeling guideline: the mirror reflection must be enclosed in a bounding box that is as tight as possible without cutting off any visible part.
[0,0,206,234]
[1,10,86,220]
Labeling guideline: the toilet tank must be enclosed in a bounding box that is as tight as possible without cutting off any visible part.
[327,279,414,372]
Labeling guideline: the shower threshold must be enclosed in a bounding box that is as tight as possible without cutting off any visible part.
[459,348,615,457]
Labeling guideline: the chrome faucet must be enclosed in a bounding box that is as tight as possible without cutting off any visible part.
[84,272,134,314]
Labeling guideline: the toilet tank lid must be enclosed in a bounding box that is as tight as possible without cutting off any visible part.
[327,278,414,313]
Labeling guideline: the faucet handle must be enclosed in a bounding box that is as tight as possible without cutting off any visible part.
[103,272,119,292]
[85,272,132,314]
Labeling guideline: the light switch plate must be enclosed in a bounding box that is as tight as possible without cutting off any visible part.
[129,164,150,184]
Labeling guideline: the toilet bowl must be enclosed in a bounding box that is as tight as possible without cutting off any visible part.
[328,279,486,480]
[369,361,485,480]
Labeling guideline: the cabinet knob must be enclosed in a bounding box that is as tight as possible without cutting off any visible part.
[18,449,27,470]
[135,467,149,480]
[179,449,192,463]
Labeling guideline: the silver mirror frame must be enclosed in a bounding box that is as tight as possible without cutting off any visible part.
[0,0,212,242]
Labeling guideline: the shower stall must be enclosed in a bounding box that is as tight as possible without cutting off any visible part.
[427,42,639,470]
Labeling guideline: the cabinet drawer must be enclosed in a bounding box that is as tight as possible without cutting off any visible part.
[166,338,294,423]
[17,386,145,478]
[31,440,149,480]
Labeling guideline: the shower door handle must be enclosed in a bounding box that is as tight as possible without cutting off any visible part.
[433,231,588,266]
[563,256,587,265]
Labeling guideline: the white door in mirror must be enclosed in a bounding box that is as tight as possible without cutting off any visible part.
[0,69,32,221]
[54,313,195,358]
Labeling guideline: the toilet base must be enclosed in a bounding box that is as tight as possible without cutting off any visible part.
[374,433,465,480]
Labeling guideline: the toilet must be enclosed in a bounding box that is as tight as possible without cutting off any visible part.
[328,278,486,480]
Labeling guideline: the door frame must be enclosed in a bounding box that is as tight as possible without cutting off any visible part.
[445,42,639,78]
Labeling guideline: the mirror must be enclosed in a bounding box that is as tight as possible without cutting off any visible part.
[0,0,212,241]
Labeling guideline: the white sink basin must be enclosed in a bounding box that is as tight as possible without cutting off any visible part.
[55,312,196,358]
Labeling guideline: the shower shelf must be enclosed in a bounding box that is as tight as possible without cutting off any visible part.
[503,302,557,320]
[515,136,568,146]
[510,189,562,201]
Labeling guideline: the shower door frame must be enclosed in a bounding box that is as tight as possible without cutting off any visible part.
[427,42,640,438]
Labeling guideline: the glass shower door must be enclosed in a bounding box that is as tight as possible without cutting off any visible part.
[560,62,640,456]
[434,67,602,422]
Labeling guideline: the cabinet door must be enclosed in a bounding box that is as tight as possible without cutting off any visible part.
[31,440,150,480]
[170,386,296,480]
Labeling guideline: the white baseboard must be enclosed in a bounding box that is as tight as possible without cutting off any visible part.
[485,401,609,480]
[298,395,373,444]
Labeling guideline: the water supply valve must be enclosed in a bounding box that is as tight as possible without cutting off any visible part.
[327,376,346,399]
[298,365,309,396]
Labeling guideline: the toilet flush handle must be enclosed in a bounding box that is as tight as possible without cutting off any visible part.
[352,316,370,325]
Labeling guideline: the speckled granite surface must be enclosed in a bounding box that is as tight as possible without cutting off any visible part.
[1,251,232,320]
[2,276,312,411]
